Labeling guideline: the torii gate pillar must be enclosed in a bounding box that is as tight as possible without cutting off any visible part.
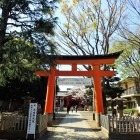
[44,67,56,126]
[93,65,104,126]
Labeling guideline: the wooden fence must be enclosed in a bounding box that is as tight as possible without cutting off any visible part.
[100,114,140,140]
[0,112,48,139]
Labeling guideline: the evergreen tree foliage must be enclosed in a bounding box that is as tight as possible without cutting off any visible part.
[0,0,59,85]
[103,76,125,99]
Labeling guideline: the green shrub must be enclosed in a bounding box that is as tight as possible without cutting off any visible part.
[132,108,139,117]
[107,106,112,111]
[123,108,140,116]
[123,108,132,114]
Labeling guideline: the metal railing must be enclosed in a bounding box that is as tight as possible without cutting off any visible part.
[122,86,140,96]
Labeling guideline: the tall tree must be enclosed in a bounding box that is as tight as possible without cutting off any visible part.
[111,36,140,81]
[0,0,58,48]
[0,0,58,85]
[0,39,39,85]
[118,0,140,50]
[110,0,140,98]
[55,0,125,56]
[103,76,124,99]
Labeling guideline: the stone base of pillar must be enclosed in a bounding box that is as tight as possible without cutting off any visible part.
[93,112,95,120]
[47,113,53,126]
[95,113,101,127]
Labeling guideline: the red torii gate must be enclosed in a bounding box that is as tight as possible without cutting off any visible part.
[35,51,122,126]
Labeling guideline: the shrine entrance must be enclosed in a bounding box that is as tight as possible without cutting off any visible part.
[35,51,122,126]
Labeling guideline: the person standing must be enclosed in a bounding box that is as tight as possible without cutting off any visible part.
[67,100,72,114]
[75,99,79,112]
[67,105,71,114]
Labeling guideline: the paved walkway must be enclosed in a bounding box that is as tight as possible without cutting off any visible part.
[37,111,108,140]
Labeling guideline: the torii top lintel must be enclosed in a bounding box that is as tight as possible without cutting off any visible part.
[48,51,122,65]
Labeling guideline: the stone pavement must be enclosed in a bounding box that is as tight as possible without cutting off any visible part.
[37,111,108,140]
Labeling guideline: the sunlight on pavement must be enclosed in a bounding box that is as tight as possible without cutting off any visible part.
[46,112,100,140]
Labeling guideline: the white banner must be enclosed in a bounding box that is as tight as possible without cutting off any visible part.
[57,78,92,85]
[27,103,37,139]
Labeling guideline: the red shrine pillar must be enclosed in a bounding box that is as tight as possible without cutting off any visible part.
[44,67,56,126]
[93,65,104,126]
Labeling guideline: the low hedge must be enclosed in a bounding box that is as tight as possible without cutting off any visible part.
[107,107,140,116]
[123,108,132,114]
[123,108,140,116]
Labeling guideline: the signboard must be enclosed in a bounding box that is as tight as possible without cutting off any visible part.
[57,92,69,97]
[57,78,92,85]
[26,103,37,139]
